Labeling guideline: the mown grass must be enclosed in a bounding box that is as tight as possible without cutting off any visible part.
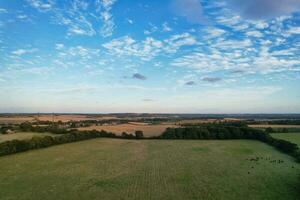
[271,133,300,146]
[0,139,299,200]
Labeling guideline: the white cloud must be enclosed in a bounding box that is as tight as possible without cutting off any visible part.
[255,21,269,29]
[287,26,300,34]
[127,19,133,24]
[246,30,263,37]
[204,27,226,38]
[96,0,117,37]
[55,43,64,50]
[26,0,117,37]
[26,0,53,12]
[164,33,197,53]
[102,33,197,60]
[162,22,172,32]
[144,23,158,35]
[11,48,38,56]
[57,8,96,37]
[0,8,7,13]
[103,36,163,61]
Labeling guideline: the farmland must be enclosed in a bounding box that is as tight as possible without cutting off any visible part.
[77,123,178,137]
[0,139,299,200]
[272,133,300,146]
[0,114,118,124]
[249,125,300,129]
[0,132,57,143]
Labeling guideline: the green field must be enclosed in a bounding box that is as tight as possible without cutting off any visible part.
[0,139,299,200]
[0,132,57,143]
[271,133,300,147]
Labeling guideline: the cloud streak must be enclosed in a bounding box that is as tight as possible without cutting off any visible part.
[132,73,147,80]
[202,77,222,83]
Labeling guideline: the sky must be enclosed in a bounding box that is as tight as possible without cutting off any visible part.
[0,0,299,113]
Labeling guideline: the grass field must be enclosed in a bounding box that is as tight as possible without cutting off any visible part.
[77,124,178,137]
[0,139,299,200]
[0,132,57,143]
[271,133,300,146]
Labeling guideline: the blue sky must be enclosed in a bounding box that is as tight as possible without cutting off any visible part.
[0,0,299,113]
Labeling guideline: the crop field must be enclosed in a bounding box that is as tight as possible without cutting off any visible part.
[0,132,57,143]
[77,124,178,137]
[271,133,300,146]
[0,115,118,123]
[249,124,300,128]
[0,139,299,200]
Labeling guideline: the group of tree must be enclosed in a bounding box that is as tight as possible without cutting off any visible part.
[121,131,144,139]
[19,122,70,134]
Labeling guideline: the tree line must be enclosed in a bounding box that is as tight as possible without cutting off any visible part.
[0,130,116,156]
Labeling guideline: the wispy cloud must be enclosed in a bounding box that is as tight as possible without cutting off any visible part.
[0,8,7,13]
[26,0,117,37]
[11,48,38,56]
[171,0,208,24]
[202,77,222,83]
[96,0,117,37]
[185,81,196,85]
[102,36,163,61]
[102,33,197,61]
[162,22,172,32]
[26,0,53,12]
[287,26,300,34]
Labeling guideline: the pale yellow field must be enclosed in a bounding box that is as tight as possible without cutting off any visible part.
[249,124,300,128]
[0,114,118,123]
[0,132,57,143]
[77,123,178,137]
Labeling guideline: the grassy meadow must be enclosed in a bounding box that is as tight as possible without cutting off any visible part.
[0,139,299,200]
[271,133,300,146]
[0,132,57,143]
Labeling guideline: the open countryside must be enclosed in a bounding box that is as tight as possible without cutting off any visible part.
[1,0,300,199]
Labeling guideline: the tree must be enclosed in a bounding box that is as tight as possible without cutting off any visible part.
[19,122,32,132]
[135,130,144,139]
[265,127,274,133]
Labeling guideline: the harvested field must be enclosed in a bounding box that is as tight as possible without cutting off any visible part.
[0,114,118,123]
[0,132,57,143]
[249,125,300,128]
[77,124,178,137]
[0,139,299,200]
